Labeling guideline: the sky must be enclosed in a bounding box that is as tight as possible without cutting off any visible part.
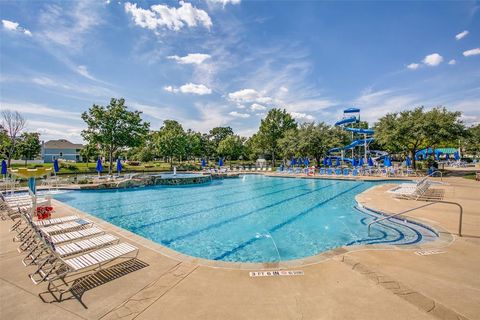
[1,0,479,143]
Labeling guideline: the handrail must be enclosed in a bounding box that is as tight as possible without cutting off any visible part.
[426,170,443,181]
[367,200,463,236]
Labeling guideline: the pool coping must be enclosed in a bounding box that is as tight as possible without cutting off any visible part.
[50,177,455,271]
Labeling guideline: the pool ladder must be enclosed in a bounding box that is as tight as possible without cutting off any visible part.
[367,200,463,237]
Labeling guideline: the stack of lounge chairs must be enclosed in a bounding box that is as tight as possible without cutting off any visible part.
[0,194,138,303]
[387,177,442,200]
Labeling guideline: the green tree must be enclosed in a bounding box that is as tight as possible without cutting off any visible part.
[81,98,150,174]
[1,110,26,166]
[217,135,244,162]
[153,120,187,168]
[16,132,41,165]
[422,107,465,154]
[185,129,203,161]
[256,108,297,166]
[463,124,480,157]
[374,107,428,168]
[243,134,263,161]
[0,125,10,159]
[80,143,98,167]
[208,126,234,157]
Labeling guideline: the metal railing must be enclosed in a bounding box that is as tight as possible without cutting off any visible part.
[367,200,463,236]
[426,170,443,181]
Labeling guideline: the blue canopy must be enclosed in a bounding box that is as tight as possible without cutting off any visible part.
[218,158,223,166]
[305,158,310,166]
[1,160,6,175]
[406,156,411,167]
[53,159,60,173]
[344,107,360,113]
[117,159,123,172]
[201,158,206,167]
[96,158,103,173]
[368,157,374,166]
[454,152,460,160]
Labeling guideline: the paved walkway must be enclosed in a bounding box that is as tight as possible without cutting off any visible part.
[1,176,479,320]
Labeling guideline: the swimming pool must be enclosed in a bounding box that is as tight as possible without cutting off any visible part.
[53,175,437,263]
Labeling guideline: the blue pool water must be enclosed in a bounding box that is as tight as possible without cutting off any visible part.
[53,175,436,263]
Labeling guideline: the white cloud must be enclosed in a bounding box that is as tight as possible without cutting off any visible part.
[124,1,212,32]
[227,88,273,104]
[455,30,469,40]
[0,101,81,121]
[423,53,443,66]
[279,86,289,93]
[250,103,266,111]
[76,65,97,81]
[164,83,212,95]
[407,63,420,70]
[229,111,250,118]
[2,19,32,36]
[463,48,480,57]
[448,59,456,65]
[167,53,211,65]
[290,112,314,121]
[208,0,241,6]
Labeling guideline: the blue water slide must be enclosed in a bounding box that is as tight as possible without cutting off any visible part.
[328,147,341,154]
[344,138,374,150]
[343,107,360,113]
[334,116,358,126]
[344,127,375,135]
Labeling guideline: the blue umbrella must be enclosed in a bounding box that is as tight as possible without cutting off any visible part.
[201,158,206,167]
[323,158,327,166]
[53,159,60,173]
[359,157,364,166]
[334,158,339,167]
[352,158,358,167]
[291,157,296,166]
[327,157,332,166]
[298,158,303,166]
[218,158,223,166]
[305,158,310,166]
[445,154,449,161]
[28,178,36,195]
[406,156,411,167]
[384,156,391,167]
[454,152,460,161]
[117,158,123,173]
[96,158,103,174]
[1,160,6,175]
[368,157,374,167]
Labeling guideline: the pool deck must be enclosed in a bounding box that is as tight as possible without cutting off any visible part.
[1,176,479,319]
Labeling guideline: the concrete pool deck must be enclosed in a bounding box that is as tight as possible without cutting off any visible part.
[0,176,479,319]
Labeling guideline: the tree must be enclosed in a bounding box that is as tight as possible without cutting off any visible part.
[463,124,480,157]
[208,126,233,157]
[16,132,41,165]
[80,143,98,167]
[153,120,187,167]
[81,98,150,174]
[217,135,244,162]
[256,108,297,166]
[0,125,10,159]
[1,110,26,166]
[374,107,428,168]
[422,107,465,154]
[185,129,203,161]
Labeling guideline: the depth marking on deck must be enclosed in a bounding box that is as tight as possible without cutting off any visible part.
[414,249,446,256]
[249,270,304,277]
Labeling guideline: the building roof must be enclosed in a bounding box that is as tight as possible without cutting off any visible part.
[44,139,83,149]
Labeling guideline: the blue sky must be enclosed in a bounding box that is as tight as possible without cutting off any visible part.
[1,0,479,143]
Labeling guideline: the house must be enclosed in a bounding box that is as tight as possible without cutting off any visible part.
[42,139,83,163]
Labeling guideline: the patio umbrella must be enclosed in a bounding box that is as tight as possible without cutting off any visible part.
[359,157,364,166]
[1,160,6,177]
[368,157,374,167]
[454,152,460,161]
[352,158,358,167]
[298,158,303,166]
[201,158,206,167]
[445,153,449,161]
[218,158,223,166]
[53,159,60,174]
[96,158,103,176]
[384,156,391,167]
[406,156,411,167]
[327,158,332,167]
[305,158,310,166]
[117,158,123,173]
[335,158,340,167]
[323,158,327,166]
[28,177,36,195]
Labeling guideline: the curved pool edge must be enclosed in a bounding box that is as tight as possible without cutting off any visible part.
[51,182,455,270]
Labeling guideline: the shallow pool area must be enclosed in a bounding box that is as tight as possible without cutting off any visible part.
[53,175,437,263]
